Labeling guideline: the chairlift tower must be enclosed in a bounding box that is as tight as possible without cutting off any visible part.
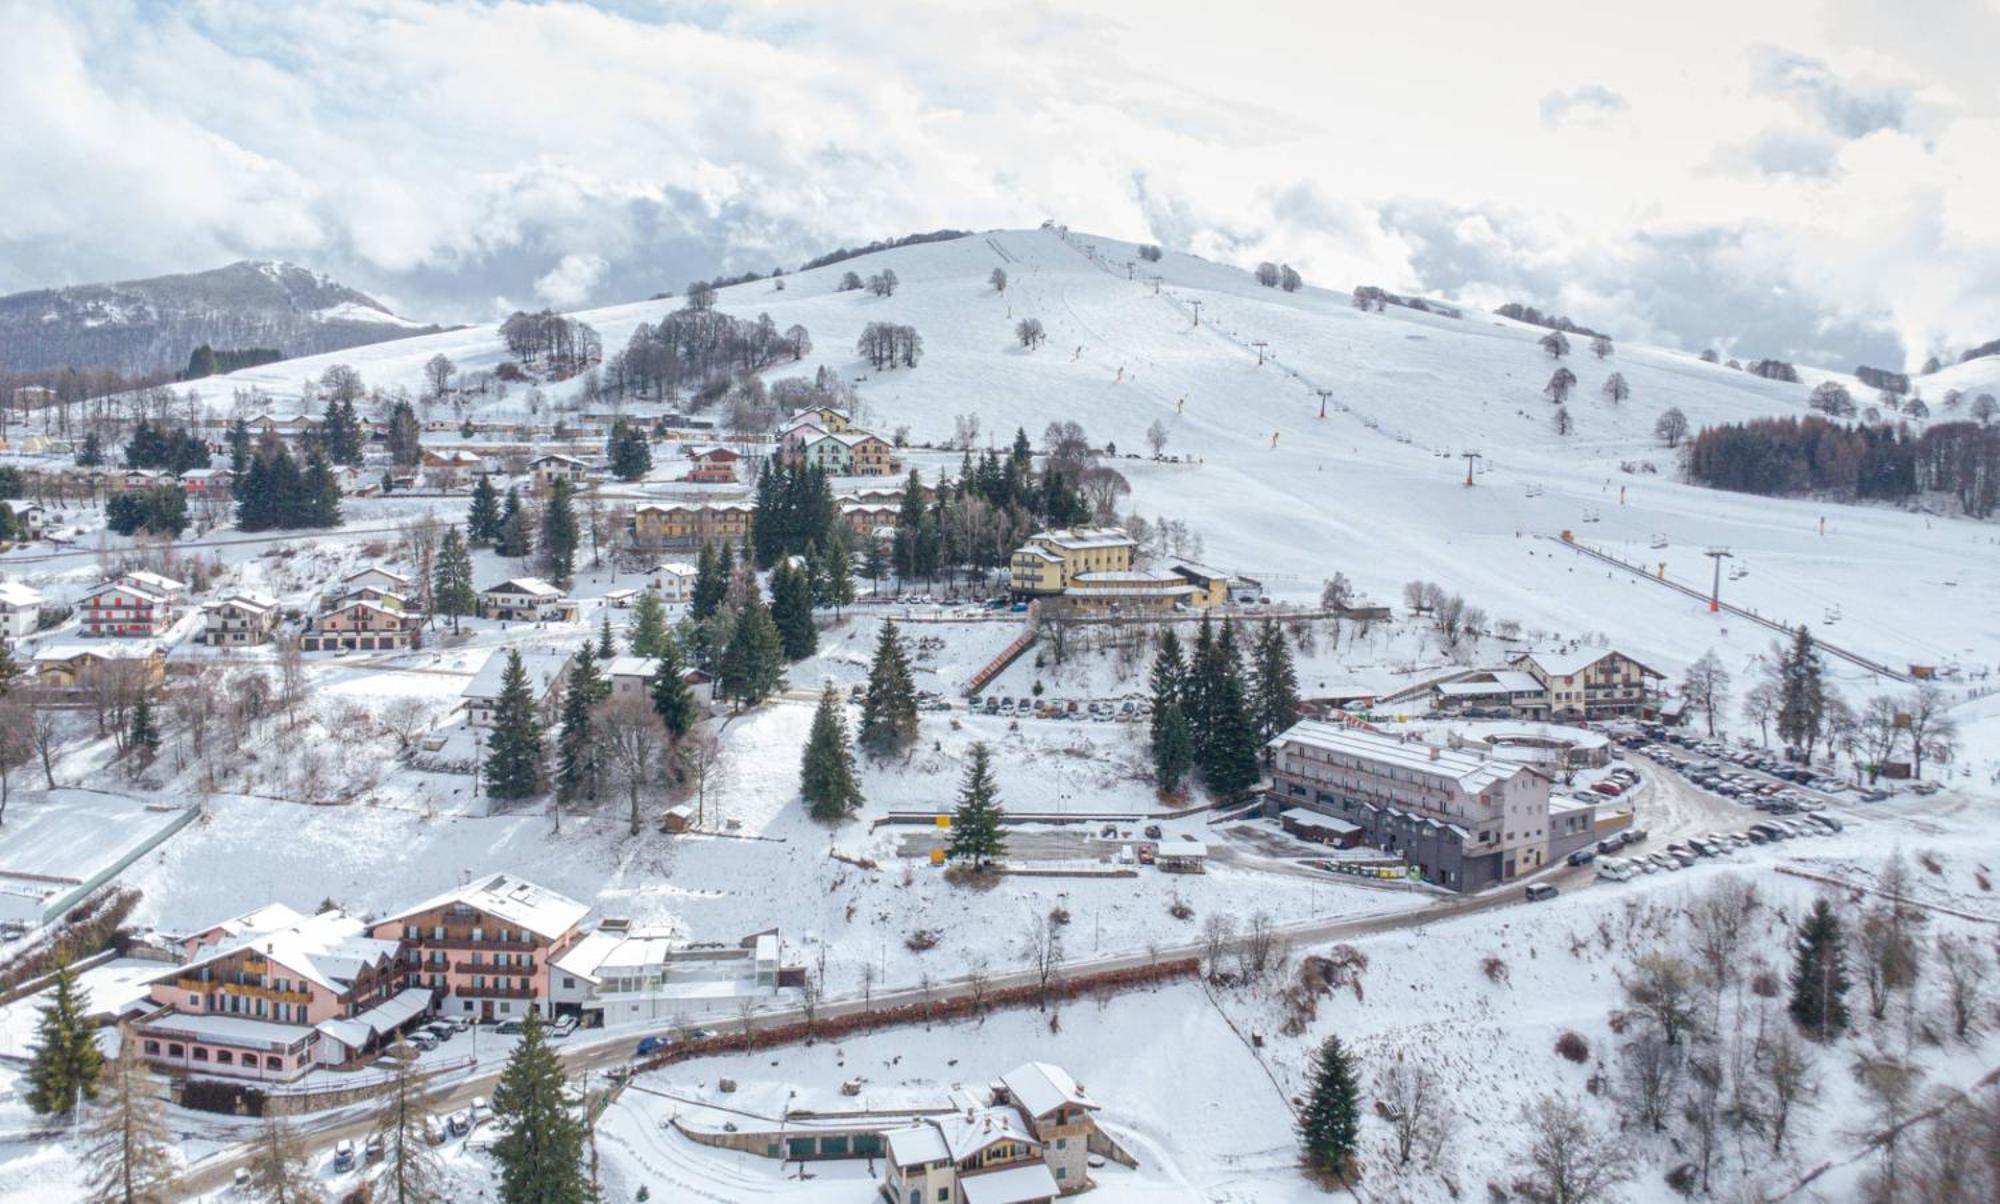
[1315,388,1332,419]
[1461,451,1481,487]
[1251,341,1268,366]
[1703,547,1733,614]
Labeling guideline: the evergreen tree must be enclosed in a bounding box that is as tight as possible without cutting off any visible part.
[540,479,580,582]
[946,743,1008,869]
[1787,898,1852,1042]
[490,1012,592,1204]
[433,526,477,633]
[1184,616,1217,766]
[1250,618,1301,741]
[373,1058,444,1204]
[483,650,545,800]
[649,636,697,739]
[597,613,616,658]
[1776,627,1827,758]
[1148,630,1193,792]
[495,488,533,560]
[799,686,865,821]
[467,475,503,545]
[626,591,669,658]
[26,956,102,1115]
[322,397,364,466]
[300,449,342,528]
[606,420,652,481]
[554,645,605,803]
[1297,1034,1361,1180]
[1195,620,1261,799]
[719,590,785,709]
[84,1024,180,1204]
[244,1117,317,1204]
[224,420,250,475]
[690,541,726,621]
[770,561,818,661]
[857,620,919,759]
[127,693,160,765]
[823,537,854,616]
[77,430,106,468]
[385,399,423,468]
[860,536,889,594]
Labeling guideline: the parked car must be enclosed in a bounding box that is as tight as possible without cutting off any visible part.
[550,1015,578,1038]
[1566,848,1596,867]
[409,1031,438,1052]
[1525,883,1560,902]
[364,1134,384,1164]
[636,1033,676,1056]
[470,1096,491,1126]
[333,1140,357,1172]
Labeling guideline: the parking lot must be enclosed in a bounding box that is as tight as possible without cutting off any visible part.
[1586,728,1854,882]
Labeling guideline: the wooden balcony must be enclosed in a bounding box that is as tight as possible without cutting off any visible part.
[455,983,538,1000]
[174,979,313,1006]
[453,960,535,975]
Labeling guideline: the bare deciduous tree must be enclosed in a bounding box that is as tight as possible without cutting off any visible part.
[1378,1058,1449,1167]
[1936,932,1988,1041]
[597,698,668,836]
[1756,1015,1818,1154]
[1026,913,1064,1009]
[1618,1030,1681,1133]
[1522,1093,1630,1204]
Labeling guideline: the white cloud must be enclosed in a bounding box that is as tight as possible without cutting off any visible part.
[533,253,608,309]
[0,0,1994,367]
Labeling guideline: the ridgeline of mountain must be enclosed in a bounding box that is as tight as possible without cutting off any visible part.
[0,260,443,376]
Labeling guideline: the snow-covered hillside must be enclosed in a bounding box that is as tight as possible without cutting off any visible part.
[190,226,2000,698]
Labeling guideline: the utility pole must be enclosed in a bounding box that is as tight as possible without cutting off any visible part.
[1315,389,1332,419]
[1703,547,1732,613]
[1189,300,1203,327]
[1461,450,1481,486]
[1251,341,1268,366]
[1149,275,1162,295]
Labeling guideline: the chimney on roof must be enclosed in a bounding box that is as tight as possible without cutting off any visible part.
[1428,746,1440,761]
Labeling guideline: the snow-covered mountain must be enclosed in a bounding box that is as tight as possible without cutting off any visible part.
[187,226,2000,682]
[0,259,443,375]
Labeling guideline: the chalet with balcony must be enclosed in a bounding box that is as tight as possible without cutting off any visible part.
[202,591,281,646]
[369,873,590,1022]
[462,649,572,727]
[33,643,167,690]
[631,502,752,547]
[133,907,416,1081]
[530,453,591,488]
[80,571,186,637]
[300,597,421,653]
[1508,649,1664,722]
[682,445,741,484]
[478,577,571,622]
[644,561,697,603]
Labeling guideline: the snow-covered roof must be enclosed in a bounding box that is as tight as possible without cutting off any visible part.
[343,565,410,586]
[531,453,590,467]
[883,1124,950,1168]
[83,581,167,605]
[163,909,401,995]
[604,655,656,680]
[481,576,563,598]
[1436,670,1545,696]
[462,650,572,702]
[1278,809,1362,834]
[36,642,161,663]
[648,561,697,577]
[1270,719,1531,794]
[958,1161,1061,1204]
[188,901,307,945]
[0,581,43,607]
[119,570,186,593]
[684,444,739,459]
[1156,841,1208,859]
[1033,526,1136,551]
[375,873,588,942]
[1071,569,1185,584]
[207,592,279,615]
[142,1011,314,1049]
[315,986,432,1051]
[937,1107,1037,1163]
[1013,546,1063,563]
[1512,648,1662,679]
[1001,1061,1096,1119]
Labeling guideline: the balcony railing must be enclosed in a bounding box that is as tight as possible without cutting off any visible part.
[453,960,536,975]
[454,983,538,1000]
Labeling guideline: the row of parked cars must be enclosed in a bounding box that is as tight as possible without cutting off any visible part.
[968,694,1149,722]
[1594,814,1844,882]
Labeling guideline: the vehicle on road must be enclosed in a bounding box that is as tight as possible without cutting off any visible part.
[1566,849,1595,867]
[333,1140,356,1172]
[1525,883,1560,902]
[550,1015,578,1038]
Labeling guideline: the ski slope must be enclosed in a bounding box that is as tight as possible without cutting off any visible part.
[190,226,2000,699]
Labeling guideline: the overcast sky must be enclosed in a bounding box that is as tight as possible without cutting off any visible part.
[3,0,1997,371]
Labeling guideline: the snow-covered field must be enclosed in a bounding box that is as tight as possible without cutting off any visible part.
[4,226,1998,1200]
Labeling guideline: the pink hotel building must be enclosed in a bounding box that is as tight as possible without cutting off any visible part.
[133,875,588,1083]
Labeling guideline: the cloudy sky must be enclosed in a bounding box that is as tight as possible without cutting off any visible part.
[3,0,1997,371]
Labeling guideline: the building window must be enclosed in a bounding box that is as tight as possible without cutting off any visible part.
[143,1040,161,1055]
[192,1048,209,1062]
[266,1055,282,1070]
[216,1050,234,1065]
